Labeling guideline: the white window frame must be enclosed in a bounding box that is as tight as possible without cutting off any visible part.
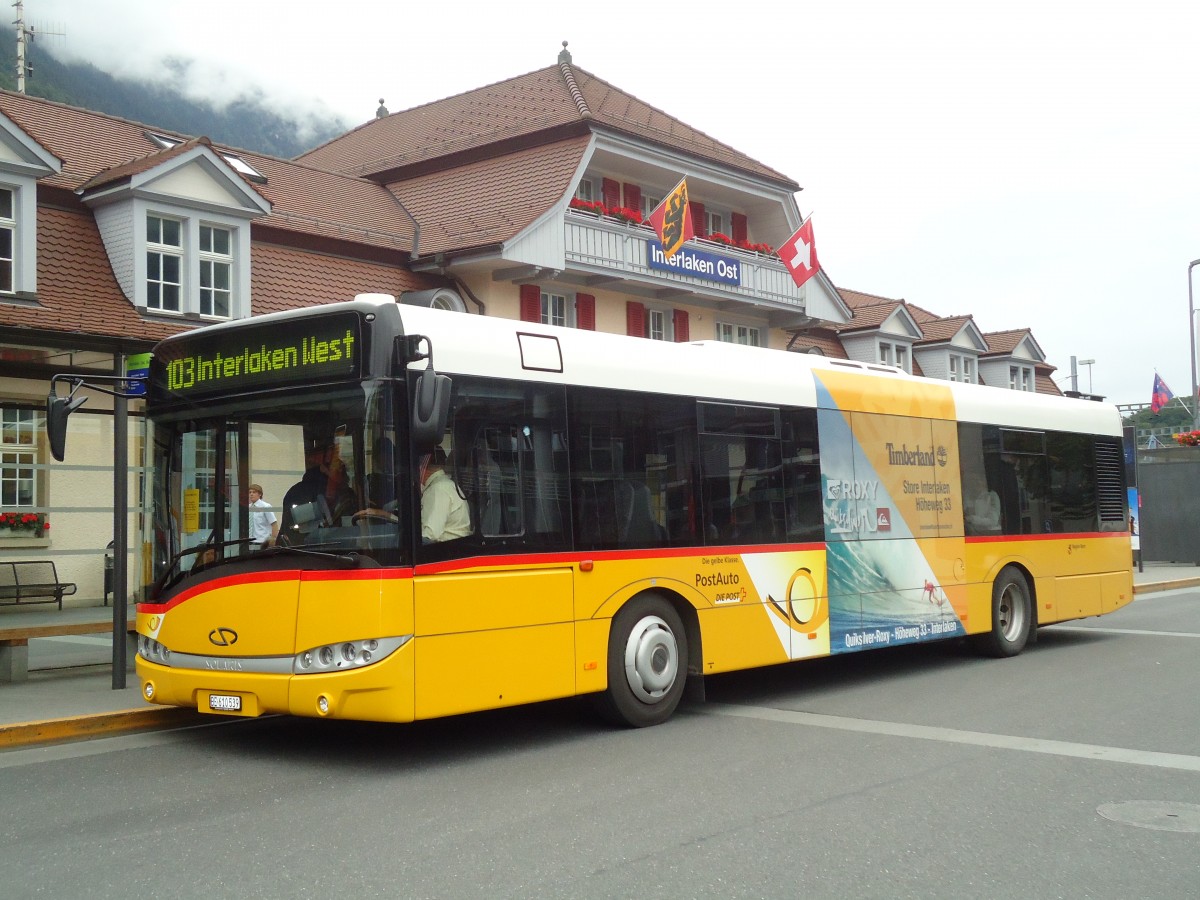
[706,211,724,237]
[0,406,37,510]
[575,179,595,204]
[717,321,761,347]
[1009,364,1034,392]
[139,207,246,319]
[0,187,14,294]
[647,308,674,342]
[199,223,233,319]
[879,342,893,366]
[641,194,662,220]
[541,290,569,328]
[894,344,909,373]
[146,213,184,313]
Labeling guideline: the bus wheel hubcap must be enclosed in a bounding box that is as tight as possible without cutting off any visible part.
[624,615,679,703]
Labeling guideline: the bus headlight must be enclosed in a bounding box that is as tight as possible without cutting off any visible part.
[291,635,411,674]
[138,634,171,665]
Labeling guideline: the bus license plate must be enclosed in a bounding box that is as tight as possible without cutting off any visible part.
[208,694,242,712]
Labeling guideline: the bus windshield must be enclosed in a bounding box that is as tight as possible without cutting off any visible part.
[145,379,408,590]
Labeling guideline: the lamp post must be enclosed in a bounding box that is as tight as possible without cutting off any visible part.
[1078,358,1095,395]
[1190,260,1200,430]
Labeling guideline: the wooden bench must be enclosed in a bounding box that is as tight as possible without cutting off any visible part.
[0,561,78,610]
[0,614,136,683]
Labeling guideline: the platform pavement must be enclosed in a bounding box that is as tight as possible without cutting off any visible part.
[2,562,1199,749]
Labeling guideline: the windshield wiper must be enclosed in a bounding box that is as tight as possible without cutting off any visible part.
[261,545,362,566]
[152,538,259,596]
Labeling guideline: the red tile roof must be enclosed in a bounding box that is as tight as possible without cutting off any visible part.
[390,136,591,256]
[915,314,974,344]
[250,243,433,315]
[300,62,797,188]
[0,90,417,254]
[5,205,181,342]
[787,329,849,358]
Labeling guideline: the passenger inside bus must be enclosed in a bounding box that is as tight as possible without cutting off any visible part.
[965,471,1002,534]
[420,446,472,542]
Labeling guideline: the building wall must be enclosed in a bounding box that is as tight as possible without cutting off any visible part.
[0,375,141,604]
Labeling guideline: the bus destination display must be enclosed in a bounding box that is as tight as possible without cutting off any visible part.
[150,313,362,402]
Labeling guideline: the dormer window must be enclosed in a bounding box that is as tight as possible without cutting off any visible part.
[146,214,183,312]
[141,211,240,320]
[199,224,232,317]
[0,187,13,293]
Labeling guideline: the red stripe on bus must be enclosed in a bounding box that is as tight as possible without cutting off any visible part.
[965,531,1128,545]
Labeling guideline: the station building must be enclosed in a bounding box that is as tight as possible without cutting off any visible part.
[0,44,1061,601]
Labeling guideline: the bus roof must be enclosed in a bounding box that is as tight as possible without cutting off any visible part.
[395,302,1122,437]
[153,295,1121,438]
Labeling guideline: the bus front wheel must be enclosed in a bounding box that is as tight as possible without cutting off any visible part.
[971,566,1032,658]
[596,595,688,728]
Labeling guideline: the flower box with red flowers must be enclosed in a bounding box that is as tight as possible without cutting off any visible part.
[0,511,48,536]
[1173,431,1200,447]
[568,198,607,216]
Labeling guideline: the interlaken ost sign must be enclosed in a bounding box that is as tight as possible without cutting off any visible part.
[646,239,741,286]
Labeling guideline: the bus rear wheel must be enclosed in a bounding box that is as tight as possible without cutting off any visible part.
[596,595,688,728]
[971,566,1032,658]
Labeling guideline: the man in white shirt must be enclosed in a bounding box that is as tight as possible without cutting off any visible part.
[420,448,472,542]
[248,483,279,546]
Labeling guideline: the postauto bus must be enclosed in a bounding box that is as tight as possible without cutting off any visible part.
[122,294,1131,727]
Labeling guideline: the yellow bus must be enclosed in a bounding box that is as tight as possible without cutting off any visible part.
[131,295,1132,727]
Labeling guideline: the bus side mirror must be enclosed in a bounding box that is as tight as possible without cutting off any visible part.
[411,370,451,447]
[46,392,87,462]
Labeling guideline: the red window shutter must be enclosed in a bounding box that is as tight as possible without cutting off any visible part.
[673,309,690,343]
[602,178,621,210]
[519,284,541,322]
[626,301,646,337]
[691,201,707,237]
[576,293,596,330]
[623,183,641,213]
[731,213,748,244]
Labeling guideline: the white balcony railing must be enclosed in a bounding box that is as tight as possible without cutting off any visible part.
[563,210,806,309]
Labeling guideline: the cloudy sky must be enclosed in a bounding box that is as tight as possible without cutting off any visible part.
[26,0,1200,408]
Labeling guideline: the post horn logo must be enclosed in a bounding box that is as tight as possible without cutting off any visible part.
[209,627,238,647]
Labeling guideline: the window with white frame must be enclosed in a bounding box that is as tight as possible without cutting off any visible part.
[1009,365,1034,392]
[143,211,244,318]
[717,321,761,346]
[575,179,595,203]
[541,290,568,327]
[0,406,36,509]
[879,342,894,366]
[641,194,662,220]
[895,345,909,373]
[648,308,671,341]
[146,214,183,312]
[706,211,724,236]
[0,188,13,294]
[199,224,232,318]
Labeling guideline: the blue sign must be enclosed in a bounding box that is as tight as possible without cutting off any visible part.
[647,240,741,286]
[126,352,151,397]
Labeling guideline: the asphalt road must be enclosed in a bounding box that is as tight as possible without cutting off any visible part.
[2,588,1197,899]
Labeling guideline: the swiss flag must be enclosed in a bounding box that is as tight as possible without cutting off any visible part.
[779,216,820,288]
